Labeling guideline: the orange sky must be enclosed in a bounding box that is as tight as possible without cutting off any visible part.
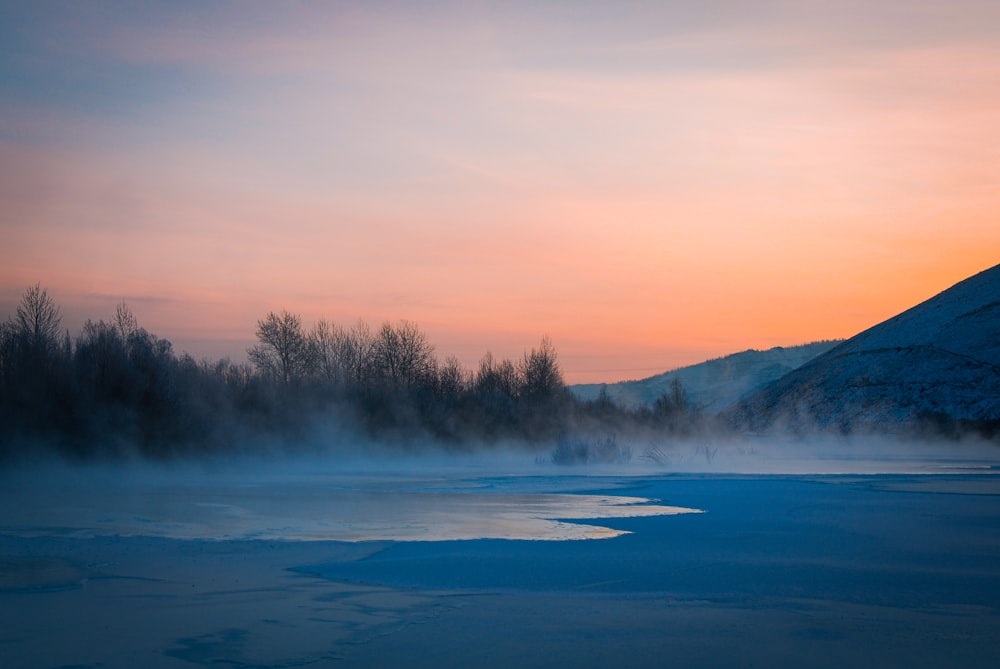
[1,2,998,383]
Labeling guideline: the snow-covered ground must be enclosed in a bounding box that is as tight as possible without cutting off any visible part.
[570,341,839,411]
[2,449,1000,668]
[737,263,1000,429]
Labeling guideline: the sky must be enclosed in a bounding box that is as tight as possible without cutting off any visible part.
[1,1,998,383]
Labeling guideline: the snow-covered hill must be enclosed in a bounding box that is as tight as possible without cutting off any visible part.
[733,264,1000,433]
[570,341,840,413]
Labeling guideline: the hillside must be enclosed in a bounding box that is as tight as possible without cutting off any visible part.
[733,264,1000,434]
[570,341,840,413]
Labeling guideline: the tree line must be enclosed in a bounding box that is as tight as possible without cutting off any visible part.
[0,284,704,461]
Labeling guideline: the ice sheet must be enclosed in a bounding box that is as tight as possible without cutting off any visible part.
[0,464,701,541]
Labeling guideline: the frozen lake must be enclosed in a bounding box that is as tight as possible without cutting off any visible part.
[2,451,1000,667]
[0,460,701,542]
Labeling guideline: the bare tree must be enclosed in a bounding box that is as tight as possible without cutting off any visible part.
[114,301,139,342]
[476,351,499,394]
[438,355,470,398]
[653,378,689,417]
[347,320,376,384]
[370,320,436,389]
[311,318,345,384]
[476,351,521,398]
[13,283,61,353]
[520,335,563,401]
[312,318,383,387]
[248,310,312,385]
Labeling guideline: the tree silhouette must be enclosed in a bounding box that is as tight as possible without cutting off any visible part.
[653,378,689,417]
[0,285,725,459]
[370,320,436,390]
[13,283,62,355]
[114,301,138,342]
[248,311,312,385]
[520,336,563,402]
[475,351,521,398]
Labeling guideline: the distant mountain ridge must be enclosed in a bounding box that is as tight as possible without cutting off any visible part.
[732,264,1000,433]
[570,341,841,413]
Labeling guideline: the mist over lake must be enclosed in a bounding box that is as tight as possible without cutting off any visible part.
[2,442,999,668]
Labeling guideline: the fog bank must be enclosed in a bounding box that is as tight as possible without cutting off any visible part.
[2,436,997,545]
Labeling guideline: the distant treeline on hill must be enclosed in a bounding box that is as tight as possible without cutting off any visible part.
[0,285,706,460]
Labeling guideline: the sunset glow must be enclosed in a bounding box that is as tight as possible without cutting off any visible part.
[2,2,998,382]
